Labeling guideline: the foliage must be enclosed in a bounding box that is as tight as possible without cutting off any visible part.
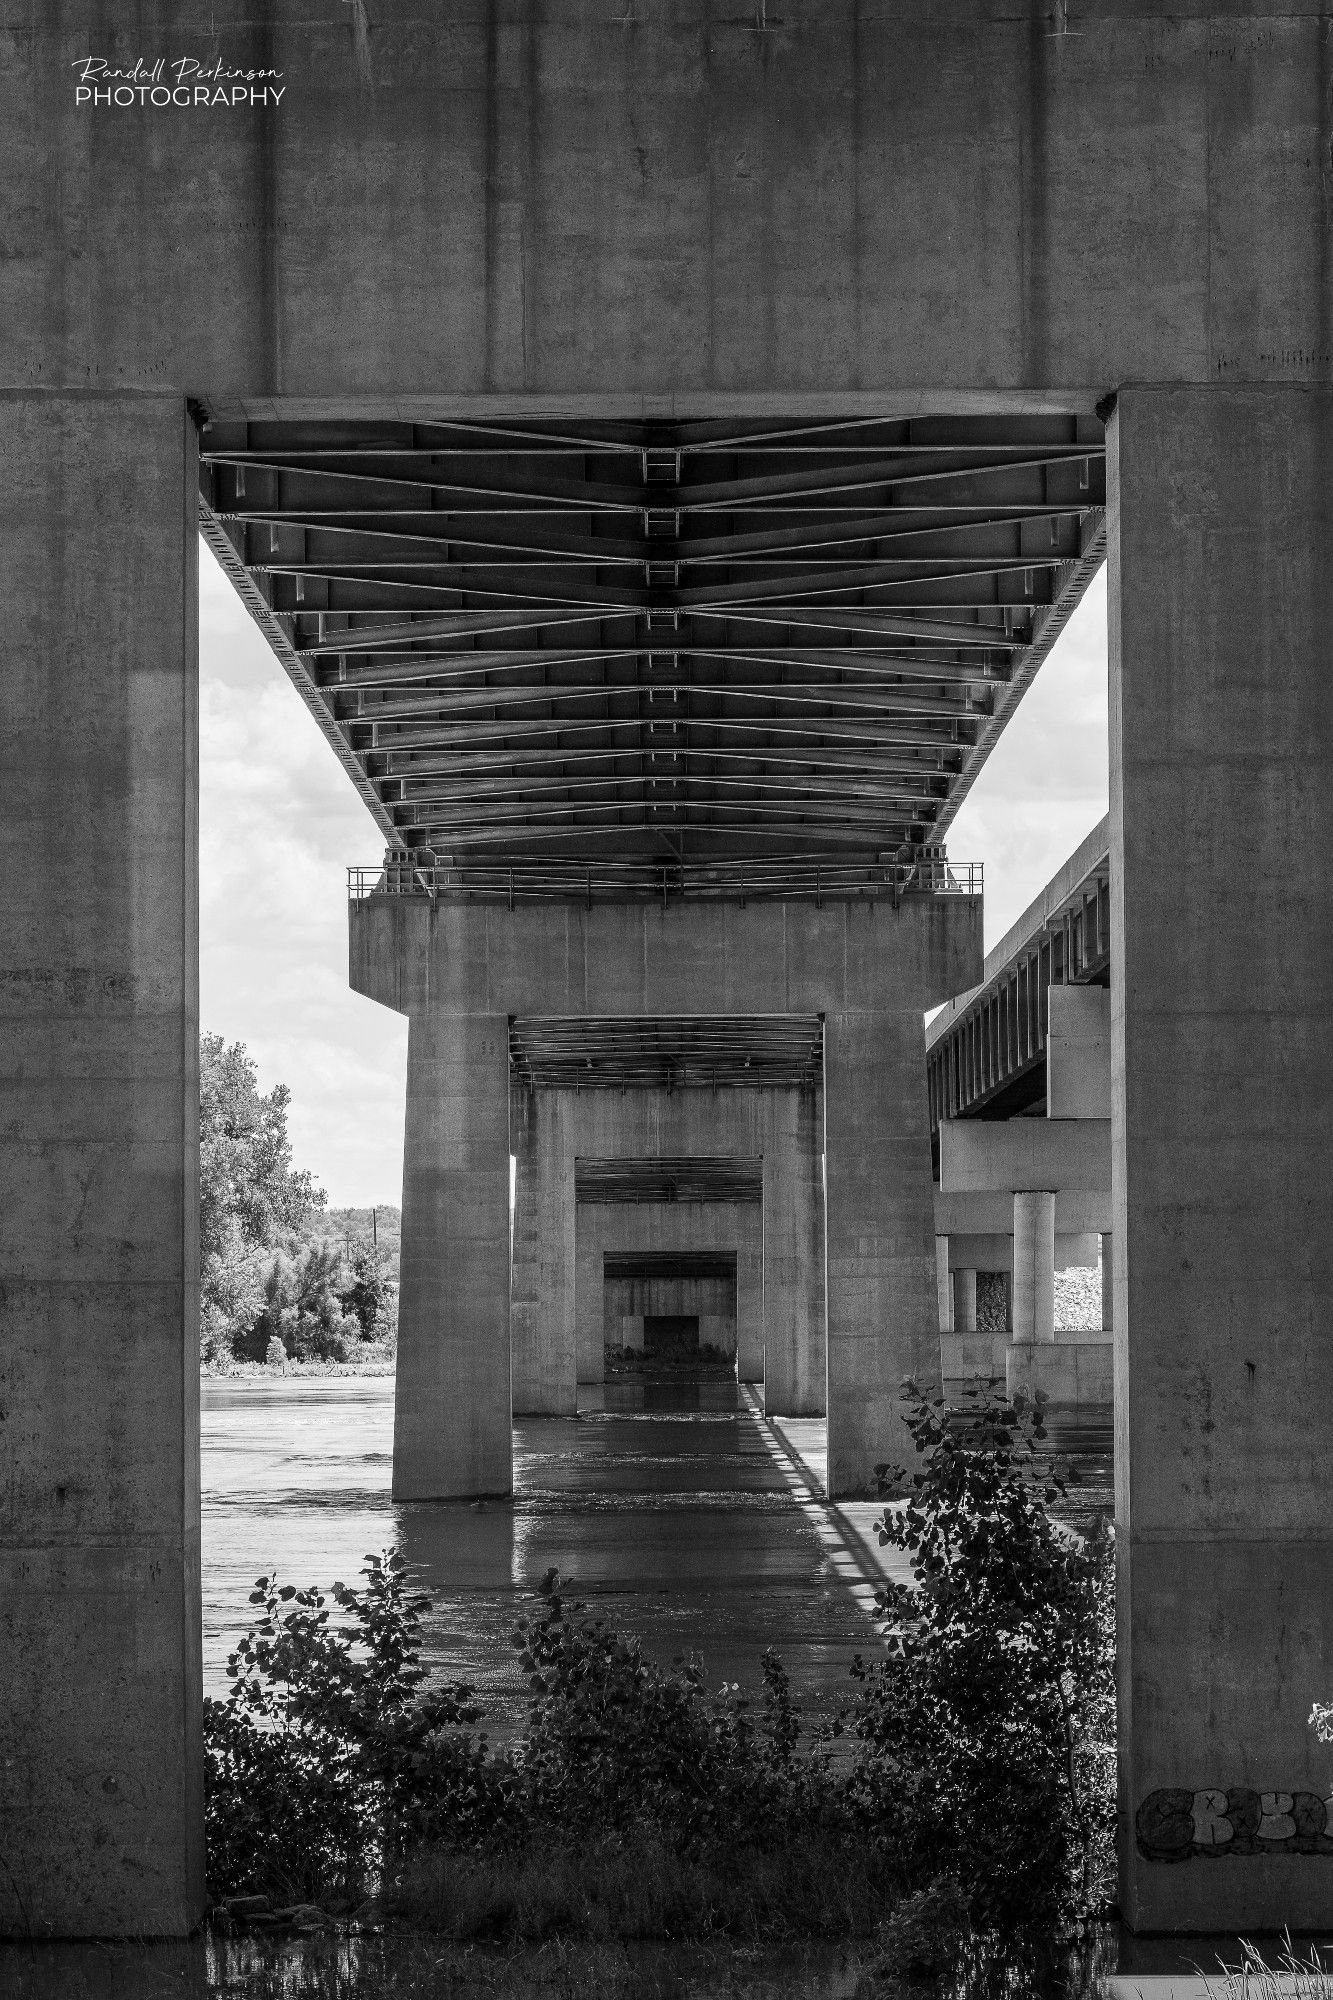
[204,1552,503,1901]
[845,1386,1116,1936]
[514,1570,831,1849]
[233,1242,363,1364]
[206,1398,1115,1950]
[339,1239,398,1341]
[1311,1701,1333,1744]
[200,1034,325,1361]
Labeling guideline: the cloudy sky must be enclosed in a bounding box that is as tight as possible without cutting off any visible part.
[199,547,1109,1207]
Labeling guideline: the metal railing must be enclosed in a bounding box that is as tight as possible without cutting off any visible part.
[348,852,981,908]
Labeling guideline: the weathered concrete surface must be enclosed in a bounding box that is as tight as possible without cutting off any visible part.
[1101,1233,1113,1334]
[1109,386,1333,1931]
[395,1014,512,1499]
[510,1089,577,1417]
[824,1002,940,1495]
[1012,1191,1057,1344]
[7,11,1333,405]
[1048,986,1112,1120]
[1007,1341,1113,1406]
[352,896,977,1021]
[939,1118,1111,1194]
[952,1267,978,1334]
[761,1089,826,1419]
[935,1188,1111,1236]
[0,396,204,1937]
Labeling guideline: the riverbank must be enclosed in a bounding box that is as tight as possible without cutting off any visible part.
[202,1339,397,1379]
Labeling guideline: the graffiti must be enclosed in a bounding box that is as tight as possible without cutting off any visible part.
[1136,1788,1333,1861]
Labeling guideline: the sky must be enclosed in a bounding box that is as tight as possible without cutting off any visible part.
[199,547,1109,1207]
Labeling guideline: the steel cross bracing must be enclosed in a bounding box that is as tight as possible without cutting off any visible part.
[198,413,1105,902]
[575,1158,764,1204]
[508,1015,824,1092]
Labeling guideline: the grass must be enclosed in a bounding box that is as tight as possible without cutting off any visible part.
[385,1827,897,1948]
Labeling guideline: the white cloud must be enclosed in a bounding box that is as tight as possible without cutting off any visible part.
[946,566,1109,950]
[199,547,1109,1201]
[200,540,408,1208]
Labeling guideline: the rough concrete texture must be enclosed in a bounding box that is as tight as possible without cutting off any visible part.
[1012,1192,1057,1344]
[935,1188,1111,1235]
[395,1014,512,1500]
[1047,985,1112,1120]
[824,1005,940,1496]
[953,1267,978,1334]
[509,1088,578,1417]
[351,894,978,1023]
[8,12,1333,403]
[1110,387,1333,1929]
[939,1118,1111,1194]
[0,397,204,1936]
[761,1088,826,1419]
[1007,1340,1113,1406]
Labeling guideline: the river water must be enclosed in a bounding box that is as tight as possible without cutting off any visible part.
[200,1376,912,1738]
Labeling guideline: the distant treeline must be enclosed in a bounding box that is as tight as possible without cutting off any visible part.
[200,1034,399,1368]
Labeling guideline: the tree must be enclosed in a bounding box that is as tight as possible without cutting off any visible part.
[200,1035,325,1361]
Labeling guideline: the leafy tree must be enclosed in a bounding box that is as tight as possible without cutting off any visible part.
[235,1242,360,1364]
[199,1034,325,1360]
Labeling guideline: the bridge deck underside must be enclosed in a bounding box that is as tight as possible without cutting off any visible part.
[199,413,1105,899]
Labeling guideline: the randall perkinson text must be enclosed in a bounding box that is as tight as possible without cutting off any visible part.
[71,57,286,107]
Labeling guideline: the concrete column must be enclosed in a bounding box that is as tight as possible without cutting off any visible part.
[762,1088,826,1415]
[1110,387,1333,1931]
[510,1090,576,1414]
[394,1013,512,1498]
[1011,1192,1056,1344]
[1100,1232,1113,1333]
[575,1214,606,1384]
[736,1240,764,1382]
[953,1268,978,1334]
[935,1235,953,1332]
[0,396,204,1936]
[824,1008,940,1495]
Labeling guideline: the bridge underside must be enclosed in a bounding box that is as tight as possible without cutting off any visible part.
[200,413,1105,895]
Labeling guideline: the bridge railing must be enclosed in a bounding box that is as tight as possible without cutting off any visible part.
[347,854,982,907]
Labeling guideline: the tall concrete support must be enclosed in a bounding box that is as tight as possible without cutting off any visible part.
[1011,1192,1056,1344]
[762,1090,826,1416]
[953,1268,978,1334]
[824,1005,941,1495]
[1110,387,1333,1930]
[0,397,203,1936]
[1100,1234,1113,1334]
[935,1236,953,1333]
[395,1015,512,1498]
[510,1091,576,1416]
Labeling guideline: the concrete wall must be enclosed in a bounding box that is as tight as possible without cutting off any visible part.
[0,398,204,1936]
[1109,386,1333,1931]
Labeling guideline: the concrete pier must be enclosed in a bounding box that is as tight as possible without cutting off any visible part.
[1012,1192,1057,1345]
[0,397,204,1936]
[510,1090,577,1417]
[1110,386,1333,1931]
[394,1014,512,1499]
[824,1005,940,1493]
[953,1268,978,1334]
[761,1090,826,1417]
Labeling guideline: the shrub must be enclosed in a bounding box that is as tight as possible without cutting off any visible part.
[846,1386,1116,1935]
[203,1551,505,1900]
